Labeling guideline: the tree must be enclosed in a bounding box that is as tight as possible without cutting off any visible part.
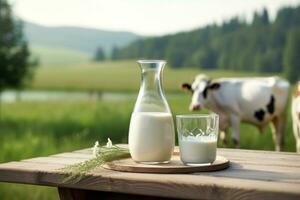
[93,47,105,61]
[283,28,300,83]
[189,48,217,69]
[110,46,119,60]
[0,0,34,115]
[252,8,269,26]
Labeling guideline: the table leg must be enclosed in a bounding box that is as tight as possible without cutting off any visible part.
[58,188,86,200]
[58,187,175,200]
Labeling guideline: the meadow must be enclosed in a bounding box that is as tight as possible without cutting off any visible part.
[0,60,296,199]
[30,60,267,92]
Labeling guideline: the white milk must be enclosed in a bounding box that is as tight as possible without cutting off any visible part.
[128,112,175,163]
[179,136,217,164]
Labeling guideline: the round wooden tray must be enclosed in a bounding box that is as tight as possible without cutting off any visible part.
[102,154,229,174]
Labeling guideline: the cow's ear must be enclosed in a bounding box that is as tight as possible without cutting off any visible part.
[208,82,221,90]
[181,83,192,91]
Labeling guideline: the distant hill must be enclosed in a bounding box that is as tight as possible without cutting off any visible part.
[24,22,140,55]
[30,45,90,66]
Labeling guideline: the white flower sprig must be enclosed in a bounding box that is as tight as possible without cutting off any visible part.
[92,141,100,157]
[92,138,113,157]
[106,138,112,148]
[62,138,130,183]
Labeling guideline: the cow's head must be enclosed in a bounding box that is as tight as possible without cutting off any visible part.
[182,74,220,111]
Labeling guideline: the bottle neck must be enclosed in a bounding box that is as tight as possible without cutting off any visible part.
[140,68,163,94]
[138,60,166,95]
[134,60,170,113]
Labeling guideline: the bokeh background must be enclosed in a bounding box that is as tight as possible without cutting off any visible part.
[1,0,300,199]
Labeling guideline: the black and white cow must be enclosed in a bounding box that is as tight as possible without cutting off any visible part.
[292,81,300,153]
[182,74,290,151]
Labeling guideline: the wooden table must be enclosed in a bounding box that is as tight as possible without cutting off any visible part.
[0,146,300,200]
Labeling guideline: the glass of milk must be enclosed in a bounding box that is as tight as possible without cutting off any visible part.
[176,114,219,165]
[128,60,175,164]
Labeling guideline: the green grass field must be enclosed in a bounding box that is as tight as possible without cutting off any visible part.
[30,60,275,92]
[0,60,296,199]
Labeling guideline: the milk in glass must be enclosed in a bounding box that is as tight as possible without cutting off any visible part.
[176,114,219,165]
[179,135,217,164]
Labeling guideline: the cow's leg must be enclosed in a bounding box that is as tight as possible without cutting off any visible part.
[230,114,240,148]
[218,114,229,146]
[219,128,229,147]
[292,99,300,153]
[297,125,300,153]
[220,130,227,145]
[271,116,285,151]
[294,123,300,153]
[293,117,300,153]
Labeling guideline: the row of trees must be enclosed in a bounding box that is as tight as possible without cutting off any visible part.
[111,6,300,82]
[93,46,118,61]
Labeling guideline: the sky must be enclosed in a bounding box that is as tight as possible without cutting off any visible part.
[10,0,300,36]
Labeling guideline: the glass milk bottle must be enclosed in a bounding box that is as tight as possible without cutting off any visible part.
[128,60,175,164]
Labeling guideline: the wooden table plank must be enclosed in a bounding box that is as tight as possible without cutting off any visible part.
[27,161,300,184]
[0,147,300,200]
[52,152,94,159]
[23,156,88,165]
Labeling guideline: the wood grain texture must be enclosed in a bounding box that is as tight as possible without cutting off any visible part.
[0,146,300,200]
